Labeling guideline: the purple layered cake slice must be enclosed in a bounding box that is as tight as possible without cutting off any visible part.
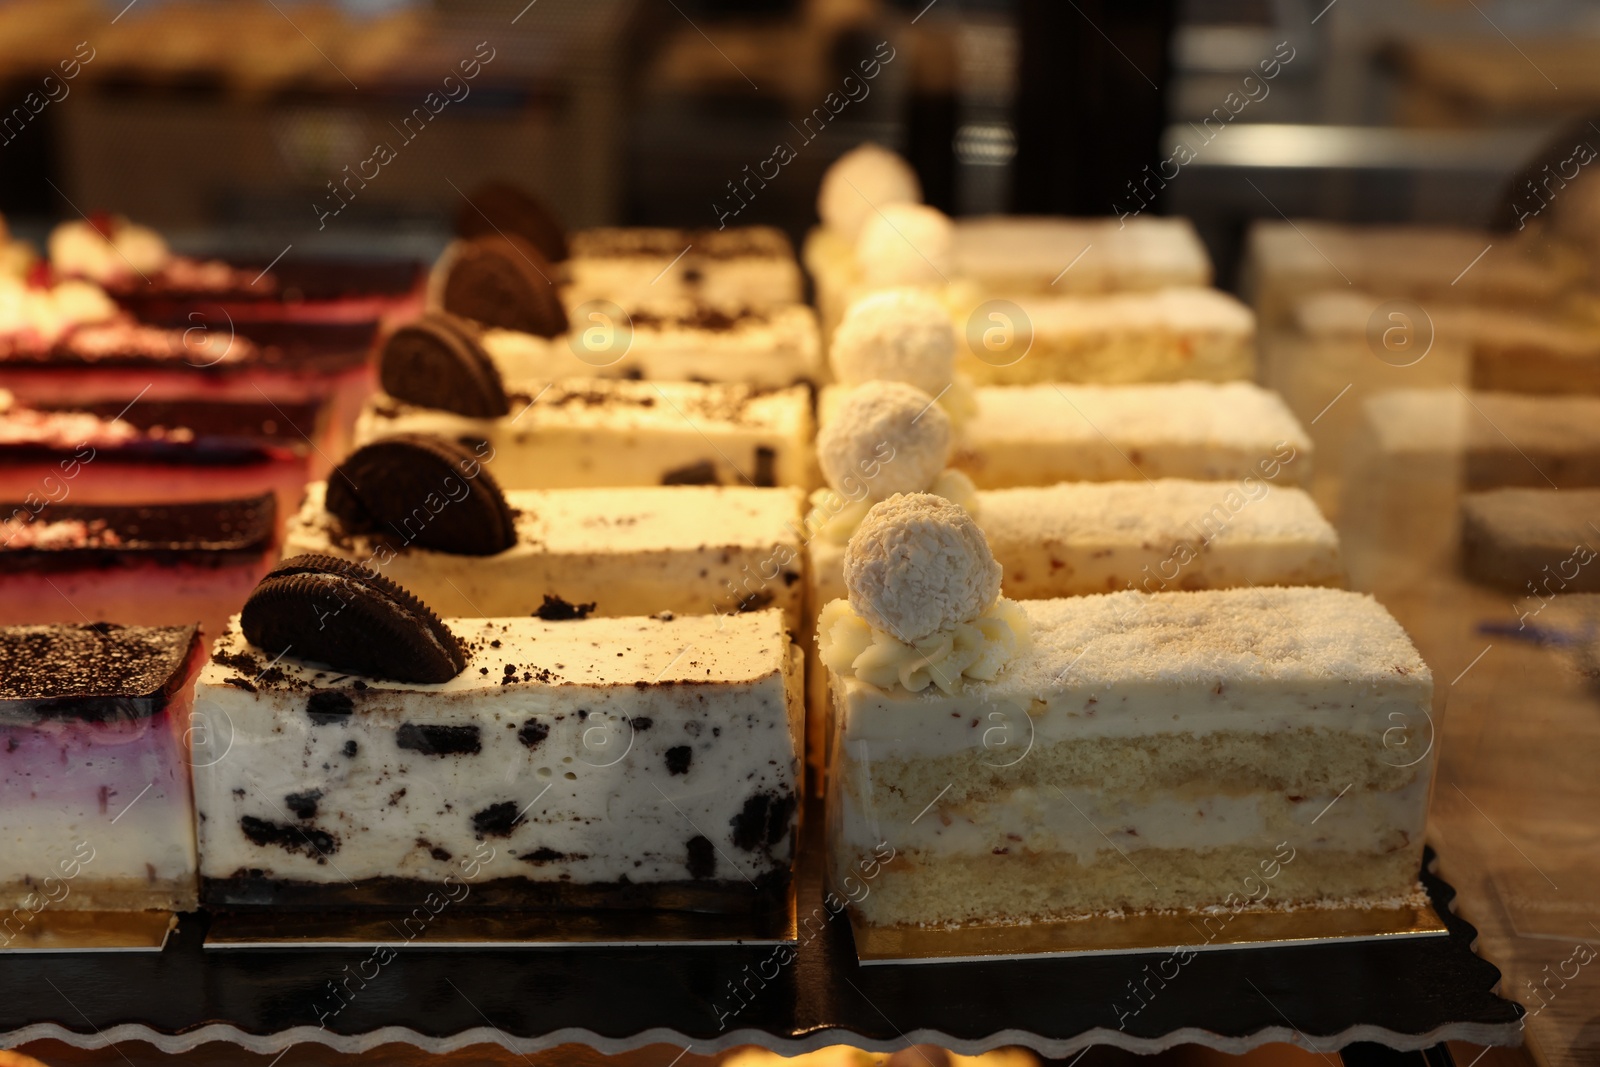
[0,389,321,517]
[0,623,202,913]
[0,495,276,641]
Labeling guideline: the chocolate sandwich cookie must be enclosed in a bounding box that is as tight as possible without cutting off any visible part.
[442,234,568,338]
[455,180,569,263]
[241,554,466,684]
[324,434,517,556]
[379,312,510,418]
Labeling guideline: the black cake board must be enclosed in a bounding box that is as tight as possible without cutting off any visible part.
[0,801,1524,1059]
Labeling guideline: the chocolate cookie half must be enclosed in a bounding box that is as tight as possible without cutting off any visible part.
[325,434,517,556]
[442,234,568,338]
[379,312,509,418]
[455,180,569,263]
[241,555,466,684]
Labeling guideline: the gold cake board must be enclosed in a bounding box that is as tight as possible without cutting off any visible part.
[849,891,1448,965]
[0,911,177,952]
[204,881,798,949]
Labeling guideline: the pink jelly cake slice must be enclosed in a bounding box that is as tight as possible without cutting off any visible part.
[0,318,375,455]
[49,215,424,327]
[0,622,202,914]
[0,494,276,641]
[0,390,321,515]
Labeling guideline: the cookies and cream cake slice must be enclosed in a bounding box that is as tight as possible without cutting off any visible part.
[565,226,802,310]
[1,623,202,913]
[357,318,813,488]
[820,494,1433,928]
[193,556,801,911]
[484,299,824,388]
[284,435,806,626]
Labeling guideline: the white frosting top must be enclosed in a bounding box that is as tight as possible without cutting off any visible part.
[844,493,1002,643]
[855,204,953,287]
[49,217,171,284]
[830,288,958,394]
[818,380,950,502]
[0,277,119,343]
[817,143,922,242]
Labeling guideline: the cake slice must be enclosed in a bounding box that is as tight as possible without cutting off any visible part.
[952,287,1255,386]
[820,494,1433,928]
[483,299,824,387]
[0,494,276,640]
[284,436,807,626]
[193,556,801,912]
[818,380,1309,489]
[356,377,813,489]
[1,623,202,912]
[1461,488,1600,593]
[49,216,425,325]
[0,389,320,515]
[566,226,802,310]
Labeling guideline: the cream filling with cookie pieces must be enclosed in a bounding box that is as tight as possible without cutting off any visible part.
[193,609,802,902]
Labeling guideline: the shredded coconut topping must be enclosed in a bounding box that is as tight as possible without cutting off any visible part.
[817,143,922,242]
[843,492,1003,644]
[855,204,953,288]
[818,380,950,504]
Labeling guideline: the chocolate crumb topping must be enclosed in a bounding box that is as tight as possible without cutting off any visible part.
[533,595,595,621]
[0,623,198,723]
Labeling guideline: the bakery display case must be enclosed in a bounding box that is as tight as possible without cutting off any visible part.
[2,1,1597,1065]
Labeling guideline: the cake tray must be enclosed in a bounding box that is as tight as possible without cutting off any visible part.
[204,880,798,948]
[0,912,176,953]
[0,802,1524,1059]
[848,887,1448,965]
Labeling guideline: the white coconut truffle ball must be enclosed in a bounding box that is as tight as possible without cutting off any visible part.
[845,493,1002,643]
[855,203,953,287]
[830,288,958,396]
[819,381,950,501]
[818,143,922,242]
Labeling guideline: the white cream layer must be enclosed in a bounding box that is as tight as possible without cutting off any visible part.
[833,774,1430,865]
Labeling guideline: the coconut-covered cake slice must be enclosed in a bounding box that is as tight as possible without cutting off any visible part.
[819,494,1433,928]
